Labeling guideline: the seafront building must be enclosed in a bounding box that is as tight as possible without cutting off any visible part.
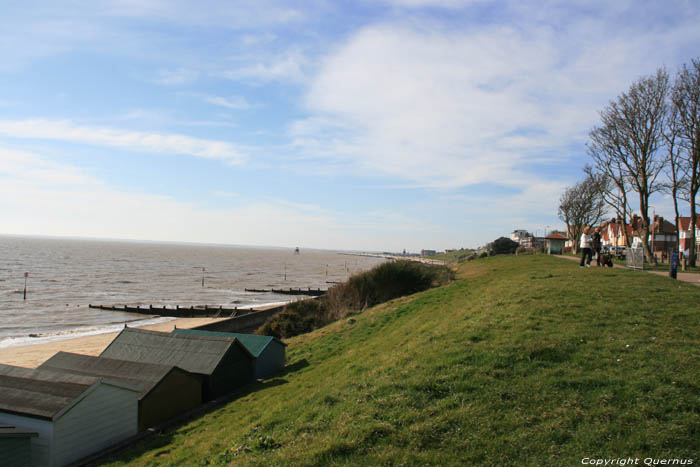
[38,352,202,431]
[173,329,286,379]
[0,364,139,467]
[100,328,255,400]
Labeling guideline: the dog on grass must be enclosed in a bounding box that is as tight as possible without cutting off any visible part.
[599,254,614,267]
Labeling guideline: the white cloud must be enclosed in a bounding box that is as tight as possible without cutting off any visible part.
[205,95,251,110]
[386,0,478,7]
[0,119,246,164]
[293,10,700,189]
[0,148,99,187]
[0,147,432,250]
[222,48,308,84]
[153,68,200,85]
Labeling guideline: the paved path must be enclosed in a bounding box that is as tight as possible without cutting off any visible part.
[553,254,700,286]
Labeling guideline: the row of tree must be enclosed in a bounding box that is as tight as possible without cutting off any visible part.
[559,58,700,266]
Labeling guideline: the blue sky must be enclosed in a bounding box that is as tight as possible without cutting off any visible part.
[1,0,698,251]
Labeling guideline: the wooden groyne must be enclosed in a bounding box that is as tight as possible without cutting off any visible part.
[244,287,327,297]
[89,304,254,318]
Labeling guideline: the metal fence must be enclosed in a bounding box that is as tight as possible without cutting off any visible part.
[626,247,645,270]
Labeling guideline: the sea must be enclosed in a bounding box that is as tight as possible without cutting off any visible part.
[0,235,386,349]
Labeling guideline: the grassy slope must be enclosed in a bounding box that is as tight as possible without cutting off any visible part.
[105,255,699,466]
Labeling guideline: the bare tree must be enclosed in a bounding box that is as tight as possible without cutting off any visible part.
[583,163,632,248]
[587,69,669,263]
[664,100,690,254]
[671,58,700,266]
[558,176,606,253]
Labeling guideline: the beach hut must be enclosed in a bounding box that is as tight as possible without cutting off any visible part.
[0,426,38,467]
[546,233,568,255]
[100,328,254,400]
[173,329,286,379]
[0,364,138,467]
[38,352,202,431]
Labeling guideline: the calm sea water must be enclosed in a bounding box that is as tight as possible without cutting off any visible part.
[0,236,385,348]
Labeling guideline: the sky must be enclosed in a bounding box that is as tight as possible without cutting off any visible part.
[0,0,698,252]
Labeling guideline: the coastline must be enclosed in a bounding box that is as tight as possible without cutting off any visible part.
[0,317,228,368]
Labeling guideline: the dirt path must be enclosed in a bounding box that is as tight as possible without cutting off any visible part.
[553,254,700,286]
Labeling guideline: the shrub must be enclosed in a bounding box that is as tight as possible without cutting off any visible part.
[258,299,328,339]
[491,237,519,255]
[325,261,453,318]
[258,261,454,339]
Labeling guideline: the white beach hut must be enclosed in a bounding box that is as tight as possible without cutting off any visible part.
[0,364,139,467]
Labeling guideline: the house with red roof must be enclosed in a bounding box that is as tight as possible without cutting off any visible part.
[679,215,700,257]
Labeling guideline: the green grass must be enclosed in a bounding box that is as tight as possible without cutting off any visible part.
[432,249,475,263]
[103,255,700,466]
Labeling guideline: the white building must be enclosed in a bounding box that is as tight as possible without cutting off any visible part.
[0,364,139,467]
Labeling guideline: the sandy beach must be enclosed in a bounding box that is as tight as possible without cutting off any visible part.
[0,317,227,369]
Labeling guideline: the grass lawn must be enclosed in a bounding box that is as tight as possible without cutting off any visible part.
[432,249,476,263]
[103,255,699,466]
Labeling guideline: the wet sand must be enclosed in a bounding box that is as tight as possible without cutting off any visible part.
[0,317,227,368]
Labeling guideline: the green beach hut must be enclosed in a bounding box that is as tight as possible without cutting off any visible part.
[100,328,254,400]
[38,352,202,431]
[546,233,568,255]
[173,329,286,379]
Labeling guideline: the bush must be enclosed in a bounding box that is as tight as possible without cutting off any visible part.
[326,261,453,318]
[257,299,328,339]
[491,237,519,255]
[258,261,454,339]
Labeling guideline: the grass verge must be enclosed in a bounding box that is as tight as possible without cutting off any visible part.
[102,255,699,466]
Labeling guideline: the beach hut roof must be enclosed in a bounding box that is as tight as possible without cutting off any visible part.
[38,352,187,399]
[0,364,134,420]
[100,328,253,375]
[172,329,285,358]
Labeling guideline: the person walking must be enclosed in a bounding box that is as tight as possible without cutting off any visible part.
[580,226,593,267]
[592,227,602,266]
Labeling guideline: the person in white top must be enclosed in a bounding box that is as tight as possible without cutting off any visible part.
[579,226,593,267]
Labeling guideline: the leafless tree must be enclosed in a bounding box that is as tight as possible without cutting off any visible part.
[670,58,700,266]
[583,164,632,247]
[664,101,689,254]
[587,69,669,263]
[558,176,606,253]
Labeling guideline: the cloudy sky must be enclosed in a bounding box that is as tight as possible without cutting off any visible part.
[1,1,698,251]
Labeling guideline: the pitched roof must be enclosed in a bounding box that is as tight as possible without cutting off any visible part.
[0,364,134,420]
[172,329,285,358]
[100,328,252,375]
[38,352,185,399]
[679,215,700,231]
[545,233,568,240]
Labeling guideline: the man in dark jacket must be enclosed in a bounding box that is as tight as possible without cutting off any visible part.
[592,227,602,266]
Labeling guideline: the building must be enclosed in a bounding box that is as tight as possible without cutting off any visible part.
[545,233,568,255]
[173,329,286,379]
[679,215,700,257]
[420,249,437,257]
[510,230,530,244]
[0,364,138,467]
[649,215,678,261]
[38,352,202,431]
[100,328,254,400]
